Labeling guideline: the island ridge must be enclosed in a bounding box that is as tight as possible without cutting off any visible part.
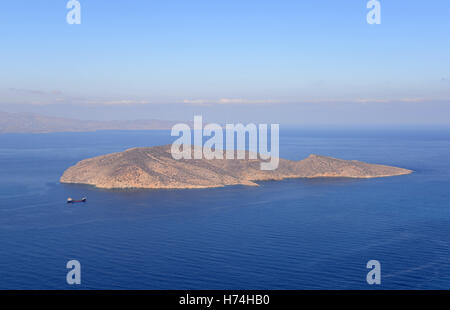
[60,145,413,189]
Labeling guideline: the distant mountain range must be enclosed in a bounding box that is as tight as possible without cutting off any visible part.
[0,111,180,133]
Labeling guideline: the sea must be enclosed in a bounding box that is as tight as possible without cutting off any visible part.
[0,128,449,289]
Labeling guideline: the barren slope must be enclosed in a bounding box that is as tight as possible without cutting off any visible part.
[60,145,413,189]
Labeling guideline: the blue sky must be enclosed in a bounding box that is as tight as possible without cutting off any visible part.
[0,0,449,124]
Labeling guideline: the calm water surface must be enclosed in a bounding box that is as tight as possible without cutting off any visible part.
[0,129,449,289]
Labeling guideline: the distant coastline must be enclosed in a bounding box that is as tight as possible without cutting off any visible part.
[0,111,181,134]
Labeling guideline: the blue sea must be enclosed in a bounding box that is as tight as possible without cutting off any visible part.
[1,128,450,290]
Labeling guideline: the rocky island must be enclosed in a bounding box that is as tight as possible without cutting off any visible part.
[60,145,413,189]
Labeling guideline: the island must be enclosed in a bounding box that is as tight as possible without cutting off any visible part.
[60,145,413,189]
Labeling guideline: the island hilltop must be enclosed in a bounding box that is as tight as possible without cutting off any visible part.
[60,145,412,189]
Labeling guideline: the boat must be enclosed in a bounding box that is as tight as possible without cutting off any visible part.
[67,197,87,204]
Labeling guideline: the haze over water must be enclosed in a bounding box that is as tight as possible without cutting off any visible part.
[1,128,450,289]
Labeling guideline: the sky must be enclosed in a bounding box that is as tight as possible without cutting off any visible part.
[0,0,449,125]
